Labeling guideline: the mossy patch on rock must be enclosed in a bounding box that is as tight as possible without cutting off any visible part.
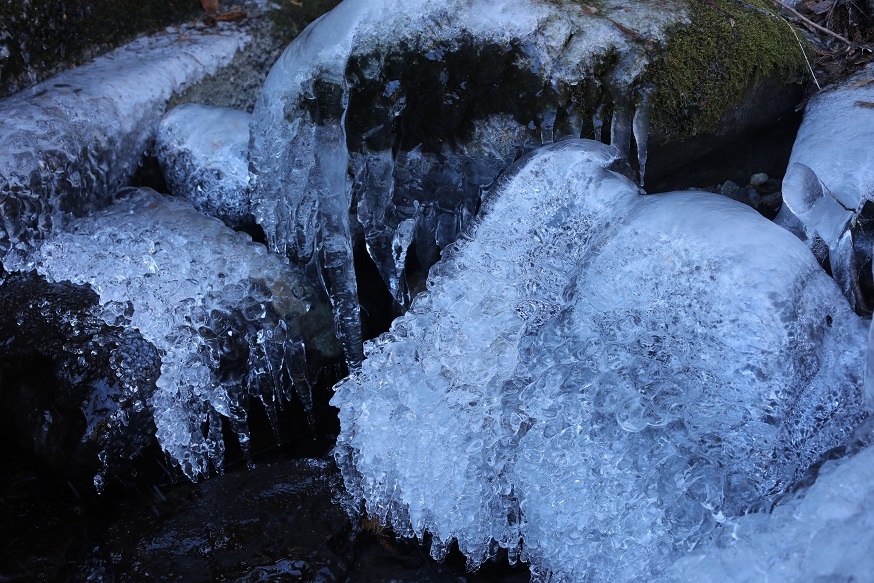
[646,0,809,140]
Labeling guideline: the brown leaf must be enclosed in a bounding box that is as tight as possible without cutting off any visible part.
[215,8,246,22]
[200,0,219,14]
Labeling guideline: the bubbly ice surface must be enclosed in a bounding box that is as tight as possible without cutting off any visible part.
[156,104,252,229]
[0,22,254,269]
[332,139,868,580]
[8,189,328,480]
[250,0,679,363]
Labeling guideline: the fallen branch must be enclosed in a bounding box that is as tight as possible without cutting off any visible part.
[769,0,853,45]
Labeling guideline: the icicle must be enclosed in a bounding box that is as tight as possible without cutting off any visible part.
[539,109,557,145]
[632,91,652,187]
[610,96,633,161]
[592,102,607,142]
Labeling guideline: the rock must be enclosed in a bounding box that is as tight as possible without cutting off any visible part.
[156,104,253,230]
[250,0,807,364]
[0,270,161,484]
[780,63,874,314]
[5,188,340,481]
[750,172,769,186]
[331,139,867,580]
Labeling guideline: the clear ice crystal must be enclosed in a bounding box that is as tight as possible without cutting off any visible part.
[0,22,254,268]
[250,0,683,363]
[7,188,329,480]
[155,104,253,229]
[331,139,868,580]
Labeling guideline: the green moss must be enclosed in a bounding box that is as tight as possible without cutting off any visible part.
[646,0,809,140]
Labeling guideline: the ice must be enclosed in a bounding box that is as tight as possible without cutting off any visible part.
[331,139,868,579]
[0,21,254,269]
[250,0,684,363]
[6,188,334,480]
[156,104,253,229]
[781,64,874,309]
[669,442,874,582]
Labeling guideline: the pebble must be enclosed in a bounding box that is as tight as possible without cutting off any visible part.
[750,172,769,187]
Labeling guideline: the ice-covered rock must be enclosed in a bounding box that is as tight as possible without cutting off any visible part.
[156,104,253,229]
[0,20,261,269]
[0,270,161,484]
[332,139,868,580]
[779,64,874,312]
[250,0,806,365]
[6,188,337,480]
[249,0,688,364]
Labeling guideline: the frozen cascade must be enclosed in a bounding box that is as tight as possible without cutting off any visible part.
[5,189,335,480]
[331,139,868,580]
[155,104,253,230]
[779,63,874,310]
[250,0,681,363]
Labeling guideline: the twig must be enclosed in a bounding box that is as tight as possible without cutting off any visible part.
[769,0,853,45]
[785,16,822,89]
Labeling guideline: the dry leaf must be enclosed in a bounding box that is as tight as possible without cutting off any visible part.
[200,0,219,14]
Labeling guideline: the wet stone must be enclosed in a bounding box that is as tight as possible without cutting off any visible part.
[0,270,160,481]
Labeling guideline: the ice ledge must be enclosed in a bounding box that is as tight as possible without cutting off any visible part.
[0,20,255,266]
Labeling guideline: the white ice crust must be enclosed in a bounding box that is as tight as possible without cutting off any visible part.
[332,139,868,581]
[0,21,254,267]
[156,104,252,228]
[7,189,322,480]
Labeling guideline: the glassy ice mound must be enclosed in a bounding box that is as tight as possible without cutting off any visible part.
[156,104,253,230]
[669,441,874,582]
[7,188,336,480]
[250,0,687,363]
[780,63,874,311]
[332,139,868,580]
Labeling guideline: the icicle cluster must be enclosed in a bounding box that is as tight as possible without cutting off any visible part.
[332,140,868,580]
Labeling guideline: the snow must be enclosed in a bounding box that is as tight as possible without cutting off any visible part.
[0,21,254,270]
[156,104,253,229]
[6,189,329,480]
[249,0,685,364]
[331,139,868,580]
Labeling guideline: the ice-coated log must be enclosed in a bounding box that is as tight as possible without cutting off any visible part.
[781,64,874,311]
[6,189,338,480]
[0,271,161,486]
[331,139,868,580]
[156,104,253,230]
[0,21,256,269]
[250,0,680,363]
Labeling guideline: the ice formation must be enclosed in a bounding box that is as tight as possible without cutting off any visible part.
[156,104,253,229]
[779,63,874,310]
[0,20,254,269]
[669,441,874,582]
[332,139,868,580]
[249,0,683,363]
[6,189,335,480]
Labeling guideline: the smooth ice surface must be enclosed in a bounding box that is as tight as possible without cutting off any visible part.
[250,0,680,363]
[7,189,330,480]
[0,21,253,269]
[156,104,253,229]
[669,442,874,582]
[781,64,874,308]
[332,139,868,580]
